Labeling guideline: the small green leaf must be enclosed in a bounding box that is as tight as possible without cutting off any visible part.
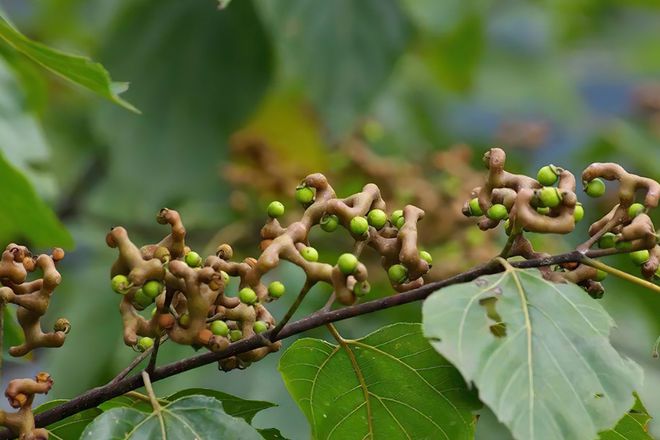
[423,267,643,440]
[81,395,262,439]
[279,322,479,440]
[0,14,137,112]
[34,399,102,440]
[599,394,653,440]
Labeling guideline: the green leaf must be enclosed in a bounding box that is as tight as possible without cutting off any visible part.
[257,0,411,136]
[166,388,276,424]
[258,427,289,440]
[34,399,102,440]
[599,394,653,440]
[81,395,262,439]
[0,150,72,248]
[422,267,643,440]
[278,322,479,440]
[0,14,137,112]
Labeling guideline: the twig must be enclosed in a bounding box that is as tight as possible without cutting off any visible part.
[581,256,660,293]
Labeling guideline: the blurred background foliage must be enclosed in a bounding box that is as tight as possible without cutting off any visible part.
[0,0,659,438]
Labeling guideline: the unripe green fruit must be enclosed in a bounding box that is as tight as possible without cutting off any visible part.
[615,240,633,251]
[388,264,408,284]
[151,307,157,317]
[178,313,191,328]
[585,178,606,198]
[220,271,230,284]
[184,251,202,268]
[395,216,405,229]
[239,287,257,304]
[628,203,645,218]
[350,216,369,236]
[354,280,371,297]
[468,198,483,216]
[320,214,339,232]
[537,165,559,186]
[630,249,650,266]
[595,270,608,282]
[210,320,229,336]
[598,232,616,249]
[301,246,319,262]
[536,207,550,215]
[137,337,154,352]
[539,187,562,208]
[487,204,508,221]
[253,321,268,334]
[573,203,584,222]
[267,201,285,218]
[337,253,359,275]
[390,210,404,226]
[419,251,433,265]
[134,288,153,308]
[295,187,314,205]
[111,274,130,294]
[268,281,285,298]
[143,280,164,299]
[230,329,243,342]
[367,209,387,230]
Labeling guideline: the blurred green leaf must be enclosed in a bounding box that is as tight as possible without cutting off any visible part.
[599,394,653,439]
[279,323,479,440]
[423,268,643,440]
[0,13,137,112]
[34,399,102,440]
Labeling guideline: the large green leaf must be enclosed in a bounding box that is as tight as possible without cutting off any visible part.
[0,14,136,112]
[599,395,653,440]
[422,267,643,440]
[34,399,102,440]
[257,0,411,136]
[81,395,262,439]
[278,323,479,440]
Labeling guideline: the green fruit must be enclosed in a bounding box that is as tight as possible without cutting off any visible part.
[395,216,405,229]
[111,274,130,294]
[350,216,369,236]
[367,209,387,230]
[585,178,606,198]
[419,251,433,265]
[628,203,645,218]
[134,288,153,308]
[536,207,551,215]
[268,281,285,298]
[390,210,404,226]
[573,203,584,222]
[230,329,243,342]
[267,201,285,218]
[137,337,154,352]
[388,264,408,284]
[595,270,608,282]
[184,251,202,268]
[301,246,319,262]
[178,313,191,327]
[220,271,230,284]
[598,232,616,249]
[143,280,164,299]
[210,320,229,336]
[253,321,268,334]
[295,186,315,205]
[468,198,483,216]
[239,287,257,304]
[486,204,508,221]
[615,240,633,251]
[630,249,650,266]
[539,187,562,208]
[537,165,559,186]
[354,280,371,297]
[320,214,339,232]
[337,253,359,275]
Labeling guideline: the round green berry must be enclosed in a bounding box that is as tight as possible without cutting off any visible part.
[628,203,645,218]
[143,280,164,299]
[354,280,371,297]
[585,178,606,198]
[295,186,315,205]
[111,274,130,294]
[133,288,153,308]
[267,201,285,218]
[137,337,154,352]
[210,320,229,336]
[268,281,285,298]
[537,165,559,186]
[220,271,230,284]
[320,214,339,232]
[367,209,387,230]
[253,321,268,334]
[598,232,616,249]
[301,246,319,262]
[419,250,433,265]
[350,216,369,236]
[390,210,404,226]
[595,270,608,282]
[615,240,633,251]
[487,204,508,221]
[395,216,405,229]
[573,203,584,222]
[536,207,550,215]
[239,287,257,305]
[178,313,191,328]
[229,329,243,342]
[184,251,202,268]
[539,187,562,208]
[337,253,359,275]
[630,249,650,266]
[388,264,408,284]
[468,198,483,216]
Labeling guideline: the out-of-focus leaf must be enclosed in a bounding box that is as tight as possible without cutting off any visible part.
[423,267,643,440]
[599,394,653,439]
[218,0,232,9]
[34,399,102,440]
[279,323,479,440]
[257,0,411,137]
[0,13,137,112]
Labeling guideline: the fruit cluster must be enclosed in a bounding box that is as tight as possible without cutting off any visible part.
[0,372,53,439]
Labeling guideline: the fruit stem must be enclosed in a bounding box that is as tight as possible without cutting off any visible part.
[270,281,315,340]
